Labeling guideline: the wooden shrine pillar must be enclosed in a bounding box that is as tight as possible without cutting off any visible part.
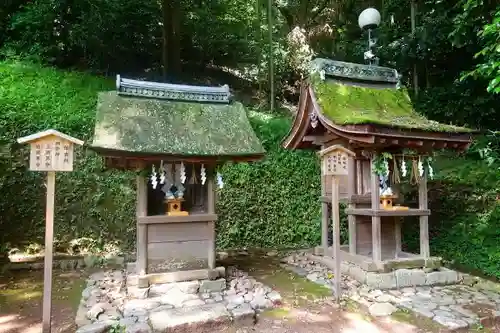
[395,217,402,258]
[356,160,363,195]
[370,158,382,263]
[419,170,430,258]
[321,147,329,255]
[207,168,216,269]
[136,175,148,275]
[347,157,356,254]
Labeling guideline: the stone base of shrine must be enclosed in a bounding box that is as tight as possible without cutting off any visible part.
[75,266,282,333]
[126,262,226,289]
[311,247,460,290]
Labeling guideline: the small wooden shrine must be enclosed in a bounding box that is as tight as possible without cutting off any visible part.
[283,58,475,273]
[91,76,265,286]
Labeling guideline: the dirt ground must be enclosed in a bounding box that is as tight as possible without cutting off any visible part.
[0,269,86,333]
[219,254,442,333]
[0,259,498,333]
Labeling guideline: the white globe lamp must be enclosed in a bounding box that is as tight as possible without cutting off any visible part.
[358,8,381,30]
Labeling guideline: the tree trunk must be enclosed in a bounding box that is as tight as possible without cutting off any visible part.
[170,0,181,78]
[161,0,181,81]
[161,0,169,80]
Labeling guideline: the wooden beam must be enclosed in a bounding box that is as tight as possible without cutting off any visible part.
[395,217,402,258]
[356,159,363,195]
[406,140,424,147]
[207,168,216,269]
[138,213,218,224]
[136,175,148,276]
[370,158,382,263]
[321,146,329,255]
[42,171,55,333]
[347,157,356,255]
[345,208,431,216]
[419,170,430,258]
[331,176,341,302]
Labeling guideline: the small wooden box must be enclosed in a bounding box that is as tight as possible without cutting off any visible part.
[17,129,84,172]
[380,195,397,209]
[319,144,355,176]
[165,198,189,216]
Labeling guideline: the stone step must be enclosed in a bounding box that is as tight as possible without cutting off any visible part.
[149,302,255,332]
[128,279,228,299]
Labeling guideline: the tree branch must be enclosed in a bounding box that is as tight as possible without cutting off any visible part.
[309,0,331,26]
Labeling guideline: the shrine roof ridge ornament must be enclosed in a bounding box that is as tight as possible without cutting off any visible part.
[310,58,400,84]
[116,75,232,103]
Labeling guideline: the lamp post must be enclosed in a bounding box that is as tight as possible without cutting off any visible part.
[358,8,381,66]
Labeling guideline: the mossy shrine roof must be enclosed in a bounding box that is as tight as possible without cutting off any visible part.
[91,76,265,161]
[282,58,475,151]
[309,59,472,133]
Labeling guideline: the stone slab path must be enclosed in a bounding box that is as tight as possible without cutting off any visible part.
[283,251,500,331]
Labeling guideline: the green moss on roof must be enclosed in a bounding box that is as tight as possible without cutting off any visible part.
[91,92,265,156]
[313,80,473,133]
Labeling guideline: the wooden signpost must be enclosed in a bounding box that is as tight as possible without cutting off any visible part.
[319,145,355,303]
[17,129,84,333]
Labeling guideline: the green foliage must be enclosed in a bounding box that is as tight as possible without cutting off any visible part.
[4,0,160,72]
[378,0,499,130]
[0,61,136,249]
[452,0,500,94]
[426,155,500,279]
[216,111,322,248]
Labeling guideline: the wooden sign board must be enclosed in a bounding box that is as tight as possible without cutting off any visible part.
[17,129,84,172]
[318,144,354,303]
[17,129,83,333]
[319,144,355,176]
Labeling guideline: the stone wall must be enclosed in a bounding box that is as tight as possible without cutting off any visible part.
[342,262,461,289]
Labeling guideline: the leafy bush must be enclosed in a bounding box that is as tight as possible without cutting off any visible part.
[216,112,322,249]
[401,153,500,280]
[0,61,136,250]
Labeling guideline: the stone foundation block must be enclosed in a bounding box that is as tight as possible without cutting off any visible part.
[199,278,226,293]
[149,303,231,332]
[349,265,367,283]
[366,272,397,290]
[396,269,426,288]
[425,268,459,285]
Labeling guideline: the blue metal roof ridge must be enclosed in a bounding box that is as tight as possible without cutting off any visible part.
[310,58,400,85]
[115,75,232,103]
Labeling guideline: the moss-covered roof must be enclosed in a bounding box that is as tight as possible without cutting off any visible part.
[91,92,265,157]
[313,80,473,133]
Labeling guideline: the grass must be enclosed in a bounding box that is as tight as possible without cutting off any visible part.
[390,309,442,332]
[220,251,332,306]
